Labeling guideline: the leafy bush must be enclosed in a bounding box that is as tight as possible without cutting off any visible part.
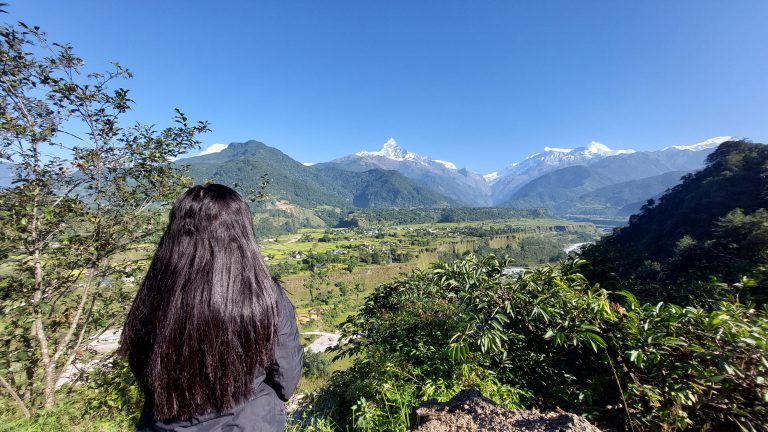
[308,254,768,431]
[0,358,141,431]
[304,351,332,379]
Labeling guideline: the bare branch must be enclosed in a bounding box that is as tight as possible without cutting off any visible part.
[58,295,97,385]
[52,267,95,366]
[0,77,38,135]
[31,269,51,367]
[0,374,30,418]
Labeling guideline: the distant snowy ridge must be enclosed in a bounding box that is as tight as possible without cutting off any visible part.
[491,141,636,182]
[195,143,228,156]
[490,137,732,184]
[583,141,636,156]
[182,136,734,186]
[537,141,636,158]
[543,147,572,153]
[665,136,736,151]
[174,143,229,160]
[434,160,457,170]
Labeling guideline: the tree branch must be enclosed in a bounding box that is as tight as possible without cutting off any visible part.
[0,373,30,418]
[1,77,37,134]
[58,295,97,385]
[52,267,95,367]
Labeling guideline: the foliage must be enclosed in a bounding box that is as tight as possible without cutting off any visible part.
[581,140,768,307]
[0,18,208,415]
[76,358,142,422]
[252,207,327,240]
[0,358,140,431]
[615,293,768,431]
[303,351,332,379]
[286,414,337,432]
[307,254,768,431]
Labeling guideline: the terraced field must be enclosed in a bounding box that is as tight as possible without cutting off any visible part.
[262,218,599,322]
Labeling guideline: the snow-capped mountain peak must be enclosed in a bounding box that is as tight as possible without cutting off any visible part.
[355,138,460,170]
[585,141,611,155]
[335,138,490,205]
[483,172,500,182]
[356,138,413,161]
[380,138,408,159]
[666,136,736,151]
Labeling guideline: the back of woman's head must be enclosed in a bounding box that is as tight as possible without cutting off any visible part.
[121,184,279,420]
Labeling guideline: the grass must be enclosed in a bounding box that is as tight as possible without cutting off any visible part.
[296,353,356,394]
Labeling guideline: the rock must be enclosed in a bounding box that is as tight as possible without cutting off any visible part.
[411,389,601,432]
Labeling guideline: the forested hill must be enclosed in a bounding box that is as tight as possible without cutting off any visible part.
[580,140,768,305]
[178,140,350,208]
[312,165,458,208]
[336,207,550,226]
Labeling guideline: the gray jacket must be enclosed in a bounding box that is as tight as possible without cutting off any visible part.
[136,288,303,432]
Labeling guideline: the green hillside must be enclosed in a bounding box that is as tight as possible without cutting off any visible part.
[502,164,695,218]
[580,140,768,306]
[566,170,690,217]
[312,166,459,208]
[179,140,351,208]
[501,165,614,211]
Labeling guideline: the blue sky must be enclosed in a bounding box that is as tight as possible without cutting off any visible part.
[9,1,768,174]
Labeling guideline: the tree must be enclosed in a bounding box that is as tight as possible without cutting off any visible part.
[0,20,209,415]
[304,256,329,304]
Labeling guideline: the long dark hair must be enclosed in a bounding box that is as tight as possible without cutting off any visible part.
[121,184,279,420]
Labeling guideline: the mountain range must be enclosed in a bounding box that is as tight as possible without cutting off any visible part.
[177,135,735,219]
[180,140,457,209]
[315,138,491,206]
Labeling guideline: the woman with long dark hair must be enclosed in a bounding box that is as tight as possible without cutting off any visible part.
[121,184,303,431]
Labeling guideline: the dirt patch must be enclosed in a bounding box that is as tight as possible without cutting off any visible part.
[302,331,341,353]
[412,389,601,432]
[270,200,300,215]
